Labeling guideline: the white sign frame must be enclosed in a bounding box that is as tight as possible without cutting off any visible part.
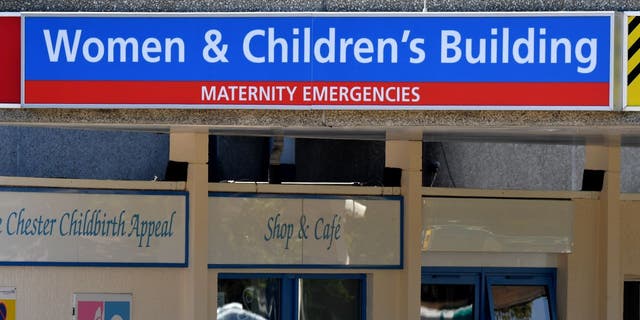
[208,193,403,269]
[0,287,16,300]
[422,197,573,253]
[0,187,188,267]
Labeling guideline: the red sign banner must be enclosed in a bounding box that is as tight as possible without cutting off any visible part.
[0,14,20,105]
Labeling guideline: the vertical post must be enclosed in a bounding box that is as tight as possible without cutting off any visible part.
[170,128,209,320]
[584,141,622,320]
[564,198,599,320]
[385,129,422,320]
[603,140,622,320]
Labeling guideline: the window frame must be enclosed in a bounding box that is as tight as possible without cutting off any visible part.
[421,267,557,320]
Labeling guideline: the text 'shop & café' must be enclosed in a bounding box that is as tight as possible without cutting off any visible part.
[0,10,639,320]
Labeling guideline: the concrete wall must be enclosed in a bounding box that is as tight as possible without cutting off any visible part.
[0,125,599,191]
[425,142,585,190]
[565,199,599,320]
[621,147,640,193]
[0,0,636,191]
[0,177,187,320]
[621,200,640,277]
[1,0,639,11]
[0,127,169,180]
[543,181,640,320]
[0,267,184,319]
[0,140,623,320]
[418,197,617,320]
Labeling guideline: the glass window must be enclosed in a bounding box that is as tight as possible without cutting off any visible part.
[421,284,474,320]
[624,281,640,320]
[218,274,365,320]
[486,273,556,320]
[421,268,557,320]
[218,277,280,320]
[491,286,551,320]
[299,278,362,320]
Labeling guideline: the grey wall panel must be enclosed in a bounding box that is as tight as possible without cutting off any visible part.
[1,0,639,11]
[322,0,420,11]
[295,138,385,185]
[0,127,18,177]
[0,0,323,11]
[622,147,640,193]
[16,127,169,180]
[424,142,584,190]
[210,136,271,182]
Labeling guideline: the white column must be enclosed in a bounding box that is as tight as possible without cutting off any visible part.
[385,129,422,320]
[170,128,209,320]
[584,141,622,320]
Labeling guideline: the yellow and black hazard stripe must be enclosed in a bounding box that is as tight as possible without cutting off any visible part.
[628,16,640,105]
[629,16,640,85]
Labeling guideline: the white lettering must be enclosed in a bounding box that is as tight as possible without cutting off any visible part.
[243,29,266,63]
[465,38,486,64]
[165,37,185,63]
[339,38,354,63]
[201,85,298,102]
[512,27,535,64]
[107,37,139,62]
[239,27,418,65]
[409,38,425,64]
[268,27,288,63]
[576,38,597,74]
[377,38,398,63]
[142,38,162,63]
[43,29,184,63]
[440,27,598,74]
[441,30,462,63]
[354,38,374,63]
[82,37,104,63]
[314,28,335,63]
[43,29,82,62]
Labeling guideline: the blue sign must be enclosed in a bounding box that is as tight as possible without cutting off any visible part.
[22,13,614,109]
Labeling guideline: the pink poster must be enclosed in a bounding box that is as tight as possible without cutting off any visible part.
[77,301,104,320]
[75,294,131,320]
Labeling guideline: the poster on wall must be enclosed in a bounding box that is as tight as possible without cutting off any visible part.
[208,194,403,268]
[0,287,16,320]
[22,12,614,110]
[624,12,640,110]
[0,188,188,267]
[73,293,131,320]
